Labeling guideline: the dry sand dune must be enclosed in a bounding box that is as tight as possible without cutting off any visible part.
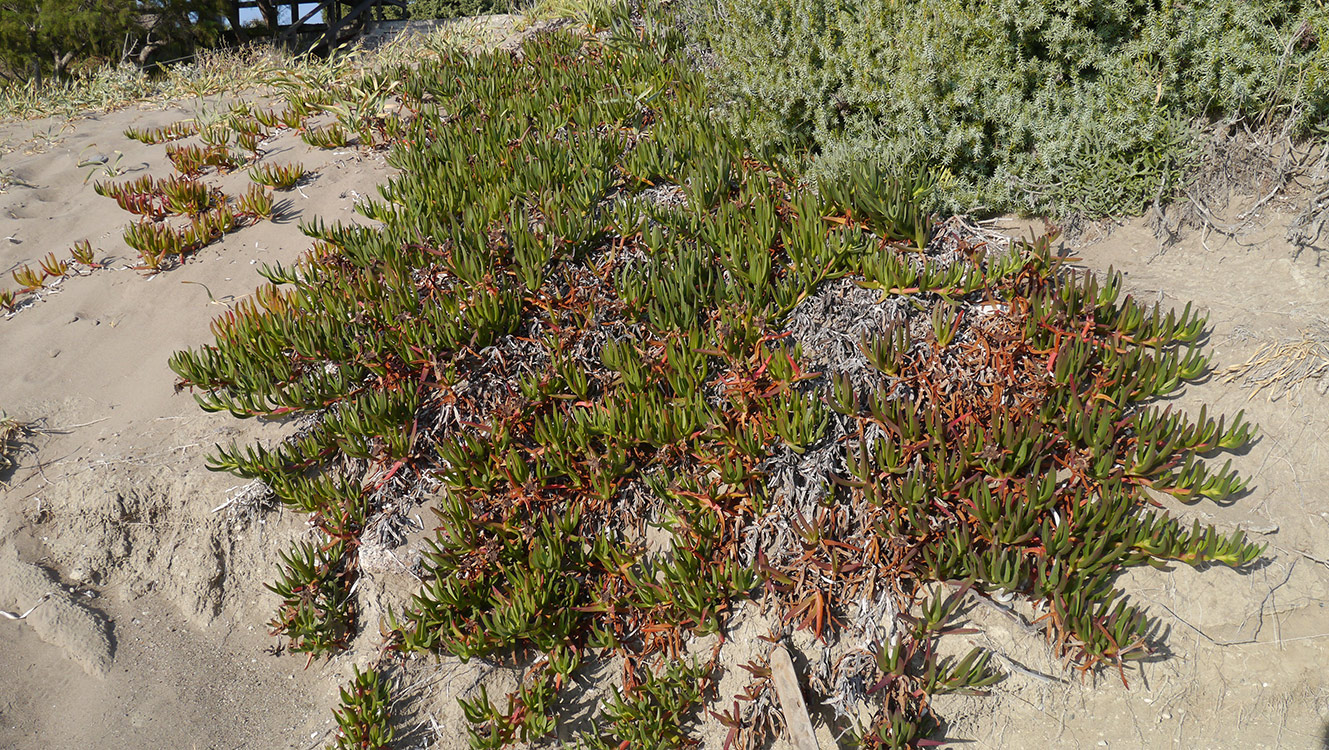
[2,37,1328,750]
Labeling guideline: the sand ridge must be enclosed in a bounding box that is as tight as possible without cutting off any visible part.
[0,543,114,677]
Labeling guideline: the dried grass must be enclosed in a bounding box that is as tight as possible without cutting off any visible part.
[1148,121,1303,252]
[1223,324,1329,400]
[0,412,28,478]
[1147,118,1329,263]
[0,24,468,124]
[1286,140,1329,259]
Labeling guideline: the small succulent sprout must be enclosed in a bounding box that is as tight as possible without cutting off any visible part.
[230,116,266,137]
[94,173,156,202]
[204,145,242,172]
[235,185,275,220]
[38,252,68,278]
[1217,409,1256,450]
[160,176,215,216]
[266,539,354,655]
[329,666,394,750]
[167,143,238,177]
[198,122,232,148]
[166,143,208,177]
[278,107,306,130]
[123,220,186,265]
[253,108,283,129]
[123,121,198,145]
[69,240,99,268]
[248,162,307,190]
[860,324,911,376]
[11,264,44,290]
[235,130,262,156]
[929,648,1003,696]
[136,248,163,273]
[931,302,963,347]
[183,205,238,248]
[301,122,350,149]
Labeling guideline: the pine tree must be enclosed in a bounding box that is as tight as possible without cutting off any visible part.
[0,0,136,81]
[0,0,226,82]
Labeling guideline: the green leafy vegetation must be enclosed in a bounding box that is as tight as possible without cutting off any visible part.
[1,239,103,312]
[269,540,356,656]
[328,666,395,750]
[135,4,1268,748]
[0,0,135,81]
[248,162,308,190]
[91,172,256,272]
[235,185,276,220]
[124,120,199,145]
[687,0,1329,216]
[301,123,351,149]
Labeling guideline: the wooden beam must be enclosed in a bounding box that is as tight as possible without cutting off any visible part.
[277,0,332,41]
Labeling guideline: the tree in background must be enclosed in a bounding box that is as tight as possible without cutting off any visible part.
[0,0,226,82]
[405,0,508,20]
[127,0,228,66]
[0,0,135,81]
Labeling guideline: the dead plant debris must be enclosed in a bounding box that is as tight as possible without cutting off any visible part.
[1223,325,1329,400]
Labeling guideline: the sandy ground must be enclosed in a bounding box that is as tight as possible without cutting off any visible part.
[0,94,399,748]
[1,36,1328,750]
[933,208,1329,749]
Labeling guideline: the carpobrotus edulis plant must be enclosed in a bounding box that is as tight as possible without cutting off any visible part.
[167,5,1263,747]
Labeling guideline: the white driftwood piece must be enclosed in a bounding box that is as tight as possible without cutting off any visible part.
[769,643,820,750]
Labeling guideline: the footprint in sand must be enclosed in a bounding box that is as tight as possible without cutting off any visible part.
[0,545,114,677]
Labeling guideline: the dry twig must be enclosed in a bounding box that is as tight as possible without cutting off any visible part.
[0,592,52,620]
[1222,326,1329,400]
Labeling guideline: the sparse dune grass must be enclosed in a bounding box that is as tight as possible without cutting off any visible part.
[0,22,467,123]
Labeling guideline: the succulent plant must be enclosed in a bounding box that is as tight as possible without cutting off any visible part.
[248,162,307,190]
[328,667,395,750]
[123,121,198,145]
[162,8,1266,750]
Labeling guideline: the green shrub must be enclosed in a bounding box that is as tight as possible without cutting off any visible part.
[687,0,1329,216]
[406,0,510,19]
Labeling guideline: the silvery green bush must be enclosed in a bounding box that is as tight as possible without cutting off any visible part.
[687,0,1329,216]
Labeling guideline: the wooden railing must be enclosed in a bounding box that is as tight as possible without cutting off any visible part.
[228,0,406,50]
